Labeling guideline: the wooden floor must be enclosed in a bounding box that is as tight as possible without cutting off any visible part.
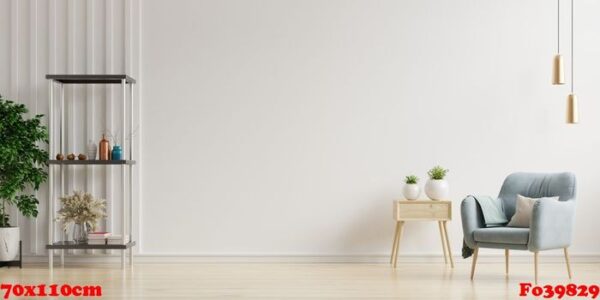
[2,262,600,299]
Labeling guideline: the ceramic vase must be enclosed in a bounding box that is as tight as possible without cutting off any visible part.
[425,179,449,201]
[99,134,110,160]
[402,184,420,200]
[0,227,19,261]
[112,145,123,160]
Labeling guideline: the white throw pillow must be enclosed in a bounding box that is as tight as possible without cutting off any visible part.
[507,195,560,228]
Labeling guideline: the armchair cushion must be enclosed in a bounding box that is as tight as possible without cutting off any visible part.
[507,195,559,228]
[474,227,529,245]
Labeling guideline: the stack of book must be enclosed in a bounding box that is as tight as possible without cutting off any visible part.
[87,232,110,245]
[87,232,130,245]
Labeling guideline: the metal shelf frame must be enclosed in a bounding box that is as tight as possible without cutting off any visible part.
[46,74,136,270]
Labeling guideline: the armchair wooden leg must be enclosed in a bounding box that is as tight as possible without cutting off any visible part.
[505,249,509,275]
[564,248,573,279]
[534,251,539,285]
[470,247,479,280]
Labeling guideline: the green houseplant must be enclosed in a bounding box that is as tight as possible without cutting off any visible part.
[0,95,48,260]
[402,175,420,200]
[425,166,449,200]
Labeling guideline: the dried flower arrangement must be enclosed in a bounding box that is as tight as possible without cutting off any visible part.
[56,191,107,232]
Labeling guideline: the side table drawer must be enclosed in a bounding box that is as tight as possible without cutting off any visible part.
[394,201,451,220]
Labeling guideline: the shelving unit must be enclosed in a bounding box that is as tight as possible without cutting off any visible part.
[46,74,137,269]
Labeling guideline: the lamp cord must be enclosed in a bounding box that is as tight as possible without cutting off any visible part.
[571,0,574,93]
[558,0,560,53]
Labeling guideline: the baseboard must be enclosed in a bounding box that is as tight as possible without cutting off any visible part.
[21,253,600,264]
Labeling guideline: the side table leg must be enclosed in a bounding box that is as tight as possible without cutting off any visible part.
[442,221,454,268]
[438,221,448,264]
[392,221,404,268]
[390,221,400,264]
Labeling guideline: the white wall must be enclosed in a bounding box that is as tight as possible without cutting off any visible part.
[141,0,600,257]
[3,0,600,259]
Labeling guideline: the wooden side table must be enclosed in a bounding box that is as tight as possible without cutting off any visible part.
[390,200,454,268]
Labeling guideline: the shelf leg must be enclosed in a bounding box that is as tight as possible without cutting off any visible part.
[121,80,128,269]
[60,250,64,267]
[129,247,133,267]
[129,164,134,267]
[49,249,53,271]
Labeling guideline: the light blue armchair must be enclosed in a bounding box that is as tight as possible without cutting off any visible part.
[461,172,576,283]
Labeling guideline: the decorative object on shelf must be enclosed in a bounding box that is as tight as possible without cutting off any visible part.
[67,153,76,160]
[86,140,97,160]
[99,134,110,160]
[402,175,420,200]
[78,154,87,160]
[566,0,578,124]
[71,222,91,244]
[0,95,48,261]
[88,232,111,245]
[111,145,123,160]
[56,153,65,160]
[425,166,450,201]
[552,0,565,85]
[107,234,129,245]
[56,191,107,244]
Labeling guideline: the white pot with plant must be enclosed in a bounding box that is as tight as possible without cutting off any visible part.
[402,175,420,200]
[425,166,449,201]
[0,96,48,261]
[56,191,107,244]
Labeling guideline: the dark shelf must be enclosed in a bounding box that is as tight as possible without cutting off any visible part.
[46,241,136,250]
[46,74,136,84]
[48,160,136,165]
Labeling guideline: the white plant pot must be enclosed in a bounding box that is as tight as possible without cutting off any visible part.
[0,227,19,261]
[402,184,420,200]
[425,179,449,200]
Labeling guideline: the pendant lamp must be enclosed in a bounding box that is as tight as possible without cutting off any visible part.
[553,0,565,85]
[566,0,578,123]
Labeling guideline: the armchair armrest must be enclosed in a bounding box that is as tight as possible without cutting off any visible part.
[529,199,576,252]
[461,196,486,248]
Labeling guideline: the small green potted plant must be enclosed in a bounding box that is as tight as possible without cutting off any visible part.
[425,166,449,200]
[0,95,48,261]
[402,175,420,200]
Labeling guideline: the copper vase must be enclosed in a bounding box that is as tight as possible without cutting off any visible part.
[99,134,110,160]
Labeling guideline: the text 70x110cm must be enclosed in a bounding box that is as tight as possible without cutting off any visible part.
[0,283,102,299]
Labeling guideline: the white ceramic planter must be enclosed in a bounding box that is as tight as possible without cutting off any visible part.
[402,184,420,200]
[425,179,449,200]
[0,227,19,261]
